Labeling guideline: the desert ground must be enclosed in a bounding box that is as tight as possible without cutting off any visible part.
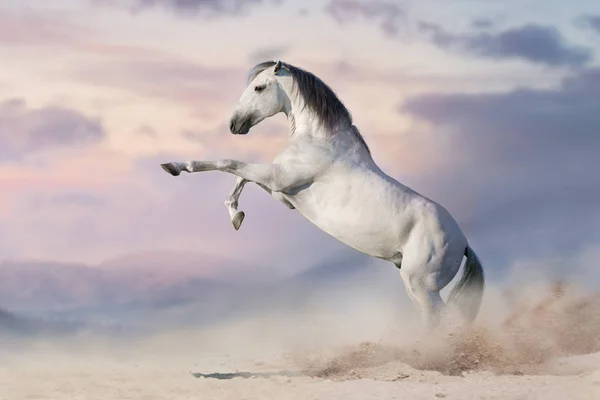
[1,281,599,400]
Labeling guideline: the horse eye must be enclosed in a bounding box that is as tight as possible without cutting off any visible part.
[254,85,266,92]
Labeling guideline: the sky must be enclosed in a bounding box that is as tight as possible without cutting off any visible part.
[1,0,599,284]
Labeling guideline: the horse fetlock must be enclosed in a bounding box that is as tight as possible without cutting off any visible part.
[224,199,238,209]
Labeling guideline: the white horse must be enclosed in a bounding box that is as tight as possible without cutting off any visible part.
[160,60,484,328]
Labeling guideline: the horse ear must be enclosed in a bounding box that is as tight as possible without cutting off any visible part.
[273,60,283,74]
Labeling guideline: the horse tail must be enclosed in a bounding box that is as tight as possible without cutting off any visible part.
[447,245,485,323]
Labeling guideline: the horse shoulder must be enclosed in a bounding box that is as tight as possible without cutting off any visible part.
[274,138,334,171]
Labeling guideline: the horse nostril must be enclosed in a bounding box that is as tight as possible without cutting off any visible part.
[229,119,236,133]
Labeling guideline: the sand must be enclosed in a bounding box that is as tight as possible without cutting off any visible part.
[1,281,599,399]
[1,343,598,400]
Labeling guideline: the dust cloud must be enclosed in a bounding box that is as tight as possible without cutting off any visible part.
[1,271,599,400]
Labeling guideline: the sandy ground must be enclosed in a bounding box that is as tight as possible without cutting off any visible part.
[1,281,600,400]
[1,342,598,400]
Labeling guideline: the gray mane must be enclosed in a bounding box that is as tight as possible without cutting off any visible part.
[248,60,371,155]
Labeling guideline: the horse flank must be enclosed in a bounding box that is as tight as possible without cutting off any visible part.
[248,60,371,155]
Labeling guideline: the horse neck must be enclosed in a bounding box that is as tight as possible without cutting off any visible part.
[283,97,319,138]
[286,107,365,158]
[283,91,347,141]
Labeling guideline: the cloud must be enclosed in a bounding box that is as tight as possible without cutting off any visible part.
[471,18,494,30]
[579,14,600,34]
[73,57,244,111]
[130,0,275,17]
[135,125,159,138]
[417,22,593,67]
[0,12,87,47]
[0,139,354,282]
[0,10,162,58]
[0,98,105,162]
[398,67,600,269]
[248,45,290,64]
[38,191,108,208]
[325,0,406,37]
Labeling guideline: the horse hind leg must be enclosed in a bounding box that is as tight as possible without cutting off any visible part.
[398,245,464,329]
[400,268,446,329]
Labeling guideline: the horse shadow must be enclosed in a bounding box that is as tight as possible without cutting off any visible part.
[190,370,302,380]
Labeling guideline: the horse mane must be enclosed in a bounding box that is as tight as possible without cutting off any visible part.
[248,60,371,155]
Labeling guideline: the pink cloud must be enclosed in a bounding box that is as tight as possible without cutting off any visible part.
[0,135,347,281]
[0,8,171,60]
[0,12,88,47]
[0,98,105,162]
[71,56,246,113]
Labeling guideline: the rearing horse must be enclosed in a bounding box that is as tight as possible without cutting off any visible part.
[160,60,484,328]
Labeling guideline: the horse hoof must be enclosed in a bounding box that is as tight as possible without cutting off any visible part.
[161,163,180,176]
[232,211,245,230]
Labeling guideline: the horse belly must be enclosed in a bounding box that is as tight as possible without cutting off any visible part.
[287,175,406,259]
[320,218,397,258]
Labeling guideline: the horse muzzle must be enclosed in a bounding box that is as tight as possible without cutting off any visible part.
[229,114,253,135]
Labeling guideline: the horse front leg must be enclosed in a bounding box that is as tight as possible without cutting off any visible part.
[224,177,247,230]
[160,158,313,198]
[224,178,296,231]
